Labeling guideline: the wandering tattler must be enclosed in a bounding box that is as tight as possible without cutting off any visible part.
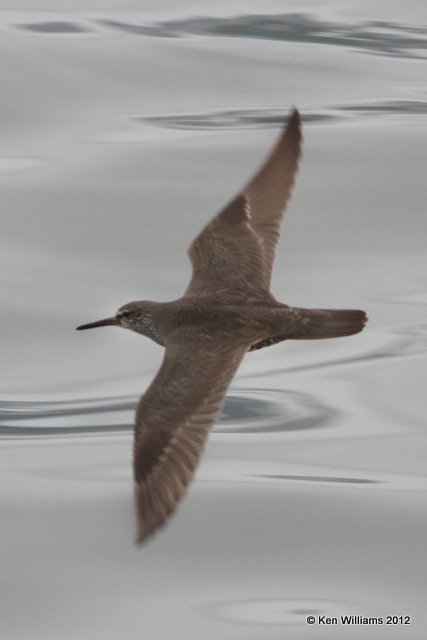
[77,108,367,544]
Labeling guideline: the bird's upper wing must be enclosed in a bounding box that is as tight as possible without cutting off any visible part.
[185,109,302,296]
[185,194,267,295]
[244,108,302,285]
[133,336,248,543]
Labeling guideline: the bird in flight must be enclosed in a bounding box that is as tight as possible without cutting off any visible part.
[77,108,367,544]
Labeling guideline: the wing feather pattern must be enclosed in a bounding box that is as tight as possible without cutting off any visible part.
[186,109,302,296]
[244,108,302,285]
[133,338,248,543]
[185,194,267,295]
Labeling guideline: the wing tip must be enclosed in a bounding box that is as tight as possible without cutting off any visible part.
[290,105,300,120]
[265,106,302,165]
[286,106,302,143]
[133,482,157,546]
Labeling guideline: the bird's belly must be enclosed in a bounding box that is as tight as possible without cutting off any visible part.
[164,303,283,345]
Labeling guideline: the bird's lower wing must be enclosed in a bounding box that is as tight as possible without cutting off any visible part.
[133,338,248,543]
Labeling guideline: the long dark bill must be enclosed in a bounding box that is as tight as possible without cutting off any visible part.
[76,317,117,331]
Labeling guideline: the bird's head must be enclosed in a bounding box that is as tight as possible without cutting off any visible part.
[76,301,157,337]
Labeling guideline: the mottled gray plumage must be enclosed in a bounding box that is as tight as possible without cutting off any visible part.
[77,109,367,544]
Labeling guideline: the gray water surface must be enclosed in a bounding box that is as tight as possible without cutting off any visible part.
[1,1,426,639]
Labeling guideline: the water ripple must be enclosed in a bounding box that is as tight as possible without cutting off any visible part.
[246,323,427,380]
[256,474,381,485]
[19,21,88,34]
[98,101,427,144]
[0,395,135,437]
[98,14,427,59]
[204,597,362,626]
[0,387,334,439]
[11,14,427,60]
[136,100,427,132]
[141,109,335,131]
[218,388,334,434]
[2,326,423,438]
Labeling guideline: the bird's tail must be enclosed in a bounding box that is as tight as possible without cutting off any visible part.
[287,307,367,340]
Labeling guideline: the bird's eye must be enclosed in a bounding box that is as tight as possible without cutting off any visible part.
[119,309,131,318]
